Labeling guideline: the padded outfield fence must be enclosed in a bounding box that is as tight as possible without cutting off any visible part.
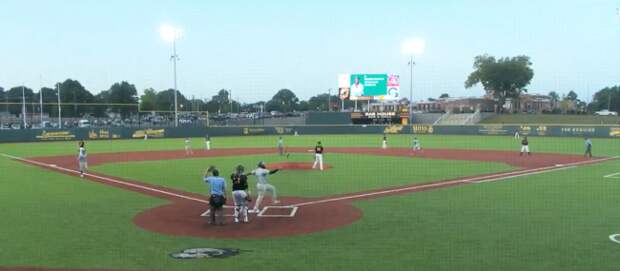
[0,124,619,143]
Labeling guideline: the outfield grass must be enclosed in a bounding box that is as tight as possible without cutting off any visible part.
[0,135,618,271]
[481,114,620,125]
[1,134,617,157]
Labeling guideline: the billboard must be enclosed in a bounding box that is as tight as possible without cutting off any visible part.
[338,74,400,101]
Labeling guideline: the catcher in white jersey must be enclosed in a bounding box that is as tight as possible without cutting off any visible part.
[248,161,280,213]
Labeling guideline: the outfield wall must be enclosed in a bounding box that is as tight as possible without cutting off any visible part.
[0,124,619,143]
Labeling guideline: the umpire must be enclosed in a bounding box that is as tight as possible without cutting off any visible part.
[204,166,227,225]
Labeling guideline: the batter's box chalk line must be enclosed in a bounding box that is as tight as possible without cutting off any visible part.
[200,206,236,217]
[257,206,299,218]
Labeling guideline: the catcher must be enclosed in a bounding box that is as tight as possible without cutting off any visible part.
[230,165,251,223]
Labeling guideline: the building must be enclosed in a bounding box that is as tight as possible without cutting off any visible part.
[413,97,495,113]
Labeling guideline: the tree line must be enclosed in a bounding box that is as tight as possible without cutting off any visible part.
[0,80,354,119]
[465,54,618,113]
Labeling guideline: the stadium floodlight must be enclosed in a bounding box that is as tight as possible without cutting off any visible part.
[401,38,425,123]
[401,38,425,56]
[160,23,182,127]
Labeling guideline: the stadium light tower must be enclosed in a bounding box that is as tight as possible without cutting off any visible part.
[401,38,425,121]
[160,24,182,127]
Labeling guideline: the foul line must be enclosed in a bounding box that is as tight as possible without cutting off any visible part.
[1,153,211,204]
[292,156,617,207]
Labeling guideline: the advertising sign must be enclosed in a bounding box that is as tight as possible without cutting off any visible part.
[338,73,400,101]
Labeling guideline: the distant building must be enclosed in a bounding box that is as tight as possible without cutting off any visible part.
[413,97,495,113]
[504,94,554,113]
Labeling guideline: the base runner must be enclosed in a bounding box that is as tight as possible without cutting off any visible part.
[248,161,280,213]
[230,165,251,223]
[312,141,324,171]
[520,136,531,156]
[78,141,88,178]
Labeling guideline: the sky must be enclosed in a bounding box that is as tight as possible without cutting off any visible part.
[0,0,619,103]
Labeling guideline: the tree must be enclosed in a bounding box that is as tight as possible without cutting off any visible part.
[205,89,240,113]
[105,81,138,118]
[548,91,560,109]
[465,55,534,113]
[565,90,578,101]
[155,89,189,112]
[57,79,96,117]
[589,86,620,113]
[6,86,34,116]
[266,89,299,112]
[439,93,450,99]
[140,88,158,111]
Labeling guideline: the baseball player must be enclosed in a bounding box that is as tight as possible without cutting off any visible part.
[520,136,531,156]
[382,136,388,149]
[230,165,251,223]
[312,141,324,171]
[277,136,284,156]
[248,161,280,213]
[514,130,520,139]
[584,137,593,158]
[205,135,211,151]
[412,137,421,151]
[184,137,193,155]
[77,141,88,178]
[204,166,227,225]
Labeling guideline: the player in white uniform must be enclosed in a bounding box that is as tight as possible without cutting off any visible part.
[312,141,324,171]
[205,135,211,151]
[184,137,193,155]
[382,136,388,149]
[77,141,88,178]
[412,137,421,151]
[248,161,280,213]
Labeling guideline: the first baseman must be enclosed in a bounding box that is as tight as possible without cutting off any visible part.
[77,141,88,178]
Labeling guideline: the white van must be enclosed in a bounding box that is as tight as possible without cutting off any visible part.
[78,119,91,128]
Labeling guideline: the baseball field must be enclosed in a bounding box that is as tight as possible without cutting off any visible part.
[1,134,619,271]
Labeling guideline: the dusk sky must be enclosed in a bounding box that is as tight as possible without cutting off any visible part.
[1,0,619,103]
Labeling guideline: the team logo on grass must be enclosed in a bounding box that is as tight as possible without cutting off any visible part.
[170,248,241,259]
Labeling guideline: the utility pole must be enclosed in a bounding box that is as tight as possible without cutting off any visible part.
[57,83,62,129]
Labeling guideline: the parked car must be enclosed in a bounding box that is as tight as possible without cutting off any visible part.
[78,119,91,128]
[594,110,618,116]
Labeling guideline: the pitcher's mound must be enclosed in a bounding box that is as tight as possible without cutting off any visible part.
[266,162,332,170]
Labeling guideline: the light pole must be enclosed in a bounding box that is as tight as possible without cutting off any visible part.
[21,86,26,128]
[401,38,425,122]
[327,88,332,112]
[57,83,62,128]
[160,24,182,127]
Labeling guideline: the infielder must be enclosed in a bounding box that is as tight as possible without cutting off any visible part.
[584,137,593,158]
[205,135,211,151]
[184,137,193,155]
[520,136,531,156]
[412,137,421,151]
[277,136,284,156]
[312,141,324,171]
[230,165,251,223]
[248,161,280,213]
[77,141,88,178]
[514,131,520,139]
[382,136,388,149]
